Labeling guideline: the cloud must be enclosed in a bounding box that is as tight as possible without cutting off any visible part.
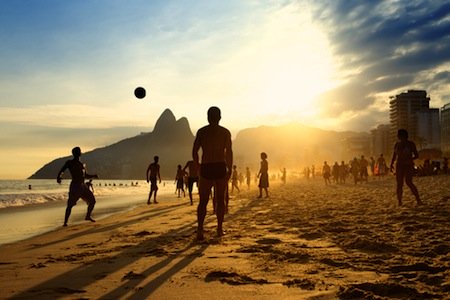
[311,1,450,124]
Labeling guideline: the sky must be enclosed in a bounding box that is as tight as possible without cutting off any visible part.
[1,0,450,179]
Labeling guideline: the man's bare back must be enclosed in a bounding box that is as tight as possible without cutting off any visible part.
[193,107,233,240]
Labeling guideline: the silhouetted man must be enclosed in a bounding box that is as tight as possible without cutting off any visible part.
[146,156,162,204]
[57,146,98,226]
[183,160,199,205]
[193,106,232,240]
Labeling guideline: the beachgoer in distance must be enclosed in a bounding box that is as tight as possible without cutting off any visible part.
[193,106,233,240]
[257,152,269,198]
[230,165,240,194]
[183,160,199,205]
[281,167,286,184]
[360,155,369,182]
[245,167,251,189]
[146,156,162,204]
[175,164,186,198]
[57,146,98,226]
[322,161,331,185]
[376,154,387,177]
[390,129,422,206]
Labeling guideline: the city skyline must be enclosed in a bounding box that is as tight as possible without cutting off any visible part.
[1,1,450,178]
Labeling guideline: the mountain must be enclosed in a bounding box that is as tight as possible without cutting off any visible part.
[233,123,369,171]
[30,109,370,180]
[29,109,195,180]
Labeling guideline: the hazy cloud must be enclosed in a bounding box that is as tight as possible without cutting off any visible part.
[312,1,450,122]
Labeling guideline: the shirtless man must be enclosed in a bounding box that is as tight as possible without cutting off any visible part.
[183,160,199,205]
[57,146,98,226]
[390,129,422,206]
[193,106,233,240]
[146,156,162,204]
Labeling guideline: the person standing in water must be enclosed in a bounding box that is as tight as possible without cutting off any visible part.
[57,146,98,226]
[390,129,422,206]
[193,106,233,240]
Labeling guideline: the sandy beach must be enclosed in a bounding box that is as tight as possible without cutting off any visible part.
[0,175,449,299]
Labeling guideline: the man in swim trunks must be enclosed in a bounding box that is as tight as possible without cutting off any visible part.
[57,146,98,226]
[193,106,233,240]
[146,156,162,204]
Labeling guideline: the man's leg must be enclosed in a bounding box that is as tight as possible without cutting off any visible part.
[197,178,212,240]
[64,203,73,226]
[84,191,96,222]
[148,190,153,204]
[405,167,421,204]
[154,189,158,203]
[396,169,404,206]
[188,179,194,205]
[215,178,227,237]
[64,194,77,226]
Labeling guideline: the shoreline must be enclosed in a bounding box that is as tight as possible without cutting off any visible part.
[1,176,449,299]
[0,190,181,246]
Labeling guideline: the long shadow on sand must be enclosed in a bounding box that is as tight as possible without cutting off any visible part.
[9,197,261,299]
[28,202,187,249]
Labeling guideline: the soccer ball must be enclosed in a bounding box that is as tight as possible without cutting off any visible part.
[134,87,146,99]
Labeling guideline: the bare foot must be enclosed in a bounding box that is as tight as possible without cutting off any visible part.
[217,227,224,237]
[85,217,96,222]
[196,229,204,241]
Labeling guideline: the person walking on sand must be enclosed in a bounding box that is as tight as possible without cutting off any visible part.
[245,167,251,189]
[257,152,269,198]
[57,146,98,226]
[146,156,162,204]
[175,164,186,198]
[183,160,199,205]
[390,129,422,207]
[230,165,240,194]
[193,106,233,240]
[322,161,331,185]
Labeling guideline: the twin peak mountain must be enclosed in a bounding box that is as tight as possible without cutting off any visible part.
[30,108,365,179]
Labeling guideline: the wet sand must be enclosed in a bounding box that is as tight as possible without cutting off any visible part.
[0,175,449,299]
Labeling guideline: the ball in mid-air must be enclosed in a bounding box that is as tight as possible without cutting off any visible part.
[134,87,146,99]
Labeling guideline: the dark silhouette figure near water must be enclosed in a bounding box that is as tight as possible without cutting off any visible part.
[146,156,161,204]
[57,146,98,226]
[193,106,233,240]
[390,129,422,206]
[183,160,199,205]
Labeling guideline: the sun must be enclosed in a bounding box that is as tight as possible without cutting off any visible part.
[233,4,339,122]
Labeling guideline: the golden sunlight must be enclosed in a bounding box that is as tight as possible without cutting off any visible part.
[239,4,339,120]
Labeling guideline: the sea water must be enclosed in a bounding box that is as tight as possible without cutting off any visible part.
[0,179,179,245]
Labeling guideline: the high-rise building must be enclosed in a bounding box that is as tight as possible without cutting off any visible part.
[389,90,440,150]
[442,103,450,155]
[416,108,440,149]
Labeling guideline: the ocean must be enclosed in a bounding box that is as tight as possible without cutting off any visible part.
[0,179,178,245]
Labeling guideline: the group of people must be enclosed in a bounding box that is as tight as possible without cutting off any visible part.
[56,107,425,238]
[321,154,388,185]
[57,107,270,240]
[320,129,422,206]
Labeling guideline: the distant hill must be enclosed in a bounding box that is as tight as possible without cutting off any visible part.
[233,123,369,171]
[29,109,194,180]
[30,110,370,179]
